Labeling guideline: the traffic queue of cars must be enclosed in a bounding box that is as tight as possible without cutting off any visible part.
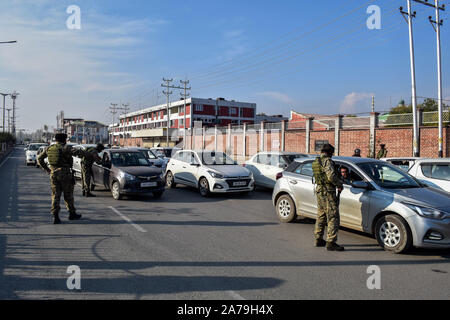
[24,143,450,253]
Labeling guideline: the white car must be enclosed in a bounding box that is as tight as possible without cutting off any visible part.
[165,150,255,196]
[407,158,450,192]
[244,151,308,188]
[381,157,422,172]
[25,143,48,166]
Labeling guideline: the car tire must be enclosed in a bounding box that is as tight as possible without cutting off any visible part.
[276,194,297,223]
[199,177,210,197]
[153,191,163,199]
[375,214,412,254]
[166,171,176,188]
[111,181,122,200]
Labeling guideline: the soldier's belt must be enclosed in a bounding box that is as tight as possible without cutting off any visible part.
[50,166,72,173]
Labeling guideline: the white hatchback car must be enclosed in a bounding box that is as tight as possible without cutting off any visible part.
[25,143,48,166]
[244,151,308,189]
[407,159,450,192]
[165,150,255,196]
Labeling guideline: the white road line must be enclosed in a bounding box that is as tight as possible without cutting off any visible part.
[227,290,246,300]
[108,206,147,233]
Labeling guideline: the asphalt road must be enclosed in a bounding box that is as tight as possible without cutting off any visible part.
[1,147,449,300]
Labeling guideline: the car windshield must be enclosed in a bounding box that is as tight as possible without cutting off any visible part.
[110,152,150,167]
[28,144,46,151]
[198,151,235,165]
[146,150,158,159]
[358,162,421,189]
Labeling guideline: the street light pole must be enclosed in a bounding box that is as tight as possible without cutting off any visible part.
[0,93,10,133]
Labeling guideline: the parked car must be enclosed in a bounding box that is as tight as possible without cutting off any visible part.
[90,149,165,200]
[381,157,422,172]
[244,151,309,188]
[128,147,168,169]
[165,150,255,196]
[72,144,96,178]
[272,156,450,253]
[406,158,450,192]
[35,146,48,167]
[25,143,48,166]
[151,147,181,159]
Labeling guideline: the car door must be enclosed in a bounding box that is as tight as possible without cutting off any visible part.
[248,154,265,186]
[418,162,450,191]
[171,152,190,185]
[288,161,317,216]
[257,153,274,187]
[335,162,372,230]
[183,152,201,186]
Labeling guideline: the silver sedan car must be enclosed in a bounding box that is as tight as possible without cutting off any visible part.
[272,157,450,253]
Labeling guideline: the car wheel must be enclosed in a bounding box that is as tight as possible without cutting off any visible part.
[153,191,163,199]
[111,181,122,200]
[375,214,412,254]
[166,171,176,188]
[276,194,297,223]
[199,177,210,197]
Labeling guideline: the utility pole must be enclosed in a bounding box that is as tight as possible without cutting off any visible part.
[110,103,119,145]
[0,93,10,133]
[400,2,420,157]
[161,78,183,147]
[371,96,375,113]
[180,79,191,149]
[121,103,130,147]
[422,0,446,157]
[11,91,19,137]
[6,108,11,133]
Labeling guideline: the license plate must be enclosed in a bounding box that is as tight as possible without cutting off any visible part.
[233,181,247,187]
[141,182,157,188]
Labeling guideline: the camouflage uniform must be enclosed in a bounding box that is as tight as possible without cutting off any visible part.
[376,147,388,159]
[80,147,101,194]
[312,153,343,243]
[38,143,86,218]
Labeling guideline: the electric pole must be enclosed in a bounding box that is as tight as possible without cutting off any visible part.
[180,79,191,149]
[421,0,446,157]
[161,78,183,147]
[110,103,119,145]
[400,2,420,157]
[11,91,19,137]
[6,108,11,133]
[121,103,130,147]
[0,93,10,133]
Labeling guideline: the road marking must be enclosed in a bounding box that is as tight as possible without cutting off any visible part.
[227,290,246,300]
[108,206,147,233]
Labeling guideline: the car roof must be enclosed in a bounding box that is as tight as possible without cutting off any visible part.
[107,148,142,153]
[381,157,422,161]
[413,158,450,163]
[293,156,385,165]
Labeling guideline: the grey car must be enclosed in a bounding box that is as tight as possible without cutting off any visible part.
[91,149,165,200]
[272,157,450,253]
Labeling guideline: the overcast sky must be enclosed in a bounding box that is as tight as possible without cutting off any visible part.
[0,0,449,132]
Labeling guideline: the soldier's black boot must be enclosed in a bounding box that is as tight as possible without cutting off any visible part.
[69,212,82,220]
[315,239,326,247]
[326,242,344,251]
[53,213,61,224]
[82,190,86,196]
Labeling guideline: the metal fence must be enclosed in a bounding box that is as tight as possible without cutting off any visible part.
[380,111,450,127]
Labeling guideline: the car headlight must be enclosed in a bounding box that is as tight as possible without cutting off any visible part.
[208,171,224,179]
[120,172,136,181]
[403,202,449,220]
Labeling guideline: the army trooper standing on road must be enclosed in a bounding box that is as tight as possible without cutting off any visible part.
[38,133,88,224]
[312,143,345,251]
[81,143,104,197]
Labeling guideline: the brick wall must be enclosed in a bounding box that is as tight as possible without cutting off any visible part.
[339,129,370,157]
[374,127,413,158]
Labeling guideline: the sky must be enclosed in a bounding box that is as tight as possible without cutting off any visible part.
[0,0,449,132]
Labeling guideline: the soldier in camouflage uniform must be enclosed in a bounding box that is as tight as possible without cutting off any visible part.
[376,144,388,159]
[80,143,104,197]
[38,133,88,224]
[312,143,345,251]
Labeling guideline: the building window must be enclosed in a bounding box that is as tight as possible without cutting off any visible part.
[195,104,203,112]
[314,140,329,152]
[231,107,238,115]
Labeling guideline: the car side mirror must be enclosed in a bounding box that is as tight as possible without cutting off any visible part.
[279,163,287,169]
[351,181,370,189]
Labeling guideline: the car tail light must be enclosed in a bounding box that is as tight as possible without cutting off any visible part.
[276,172,283,180]
[242,163,246,167]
